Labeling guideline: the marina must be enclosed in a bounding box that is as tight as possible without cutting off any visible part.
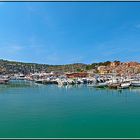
[2,72,140,90]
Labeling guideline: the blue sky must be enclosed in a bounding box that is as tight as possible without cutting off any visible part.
[0,2,140,64]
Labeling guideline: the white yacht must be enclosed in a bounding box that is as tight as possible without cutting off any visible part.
[118,82,131,89]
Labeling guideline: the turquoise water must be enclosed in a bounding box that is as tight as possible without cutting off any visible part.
[0,80,140,138]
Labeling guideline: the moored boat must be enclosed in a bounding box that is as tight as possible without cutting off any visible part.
[0,75,9,84]
[118,82,131,89]
[108,83,120,89]
[0,78,9,84]
[131,81,140,87]
[57,79,68,86]
[35,79,44,84]
[93,82,108,88]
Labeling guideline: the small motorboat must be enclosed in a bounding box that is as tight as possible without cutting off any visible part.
[35,79,44,84]
[93,82,108,88]
[108,83,120,89]
[0,79,9,84]
[0,75,9,84]
[118,82,130,89]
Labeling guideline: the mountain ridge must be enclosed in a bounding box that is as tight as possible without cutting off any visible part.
[0,59,140,75]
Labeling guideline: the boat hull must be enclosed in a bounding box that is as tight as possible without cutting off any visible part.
[0,79,9,84]
[108,83,120,89]
[118,82,131,89]
[131,83,140,87]
[94,83,108,88]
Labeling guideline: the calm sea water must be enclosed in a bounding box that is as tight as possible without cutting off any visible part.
[0,80,140,138]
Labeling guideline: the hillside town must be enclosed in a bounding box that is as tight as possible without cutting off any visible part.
[97,61,140,76]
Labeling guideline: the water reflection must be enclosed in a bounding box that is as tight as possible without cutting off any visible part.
[1,80,140,97]
[0,80,39,93]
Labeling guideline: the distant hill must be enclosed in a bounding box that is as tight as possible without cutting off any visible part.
[1,59,139,75]
[0,59,87,74]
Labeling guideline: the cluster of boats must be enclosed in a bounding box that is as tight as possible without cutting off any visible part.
[1,73,140,90]
[89,77,140,89]
[34,77,95,86]
[34,76,140,89]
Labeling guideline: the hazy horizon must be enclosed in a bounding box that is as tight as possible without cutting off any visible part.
[0,2,140,65]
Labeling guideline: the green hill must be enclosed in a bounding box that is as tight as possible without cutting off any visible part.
[0,59,120,75]
[0,59,87,74]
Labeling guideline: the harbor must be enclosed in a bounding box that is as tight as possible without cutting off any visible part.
[1,59,140,90]
[1,1,140,138]
[0,65,140,138]
[1,71,140,90]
